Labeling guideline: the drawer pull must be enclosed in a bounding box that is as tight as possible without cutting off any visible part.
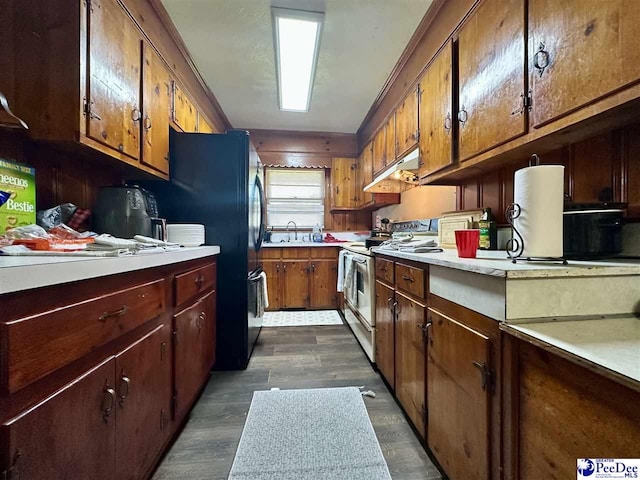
[194,274,205,289]
[401,274,415,283]
[98,305,127,322]
[118,374,130,407]
[197,312,206,329]
[102,385,116,422]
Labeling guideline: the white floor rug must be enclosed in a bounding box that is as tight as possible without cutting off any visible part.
[262,310,344,327]
[228,387,392,480]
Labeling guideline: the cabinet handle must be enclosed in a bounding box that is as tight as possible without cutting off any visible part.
[143,115,152,130]
[336,185,340,195]
[387,297,394,312]
[533,42,550,77]
[401,274,415,283]
[195,274,205,289]
[276,264,280,274]
[473,361,492,391]
[458,107,468,125]
[283,264,287,272]
[198,311,206,329]
[102,385,116,422]
[98,305,127,322]
[311,264,316,273]
[118,373,130,407]
[131,108,141,122]
[444,113,452,133]
[393,300,400,316]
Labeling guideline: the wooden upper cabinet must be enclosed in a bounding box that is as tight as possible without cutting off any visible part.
[331,157,357,209]
[395,85,420,159]
[385,113,397,164]
[87,0,141,160]
[172,82,198,133]
[529,0,640,128]
[141,43,170,175]
[457,0,526,161]
[427,308,491,480]
[115,325,171,480]
[198,115,216,134]
[372,125,387,176]
[357,142,374,206]
[1,358,116,480]
[419,42,454,177]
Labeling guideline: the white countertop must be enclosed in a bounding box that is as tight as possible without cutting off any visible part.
[0,246,220,295]
[262,242,348,248]
[502,317,640,390]
[372,248,640,279]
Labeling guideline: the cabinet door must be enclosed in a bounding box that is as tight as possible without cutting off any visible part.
[115,325,171,480]
[419,42,454,177]
[331,157,357,209]
[281,261,310,308]
[198,115,216,134]
[374,281,395,389]
[385,113,397,163]
[87,0,141,160]
[530,0,640,127]
[141,43,170,175]
[358,143,374,206]
[394,292,427,438]
[310,259,338,309]
[427,308,491,480]
[263,261,281,310]
[457,0,526,160]
[173,293,211,420]
[372,126,387,176]
[1,358,116,480]
[395,86,420,158]
[172,82,198,133]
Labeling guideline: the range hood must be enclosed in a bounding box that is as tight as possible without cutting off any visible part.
[363,147,420,193]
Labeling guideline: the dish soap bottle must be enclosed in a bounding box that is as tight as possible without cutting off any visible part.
[312,223,323,243]
[479,208,497,250]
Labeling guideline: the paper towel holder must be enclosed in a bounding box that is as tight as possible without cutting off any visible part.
[505,202,568,264]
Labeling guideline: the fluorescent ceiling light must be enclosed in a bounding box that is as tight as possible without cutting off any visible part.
[272,8,324,112]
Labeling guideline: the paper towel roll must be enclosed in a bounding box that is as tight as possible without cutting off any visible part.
[513,165,564,258]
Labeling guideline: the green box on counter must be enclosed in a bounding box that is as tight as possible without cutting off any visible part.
[0,158,36,233]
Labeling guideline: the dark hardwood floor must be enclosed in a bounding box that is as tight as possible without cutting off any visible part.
[152,324,443,480]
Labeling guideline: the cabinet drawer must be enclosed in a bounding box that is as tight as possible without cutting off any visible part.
[174,263,216,307]
[376,257,394,283]
[0,279,165,394]
[395,263,426,300]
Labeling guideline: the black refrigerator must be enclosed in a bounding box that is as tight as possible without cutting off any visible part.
[145,129,265,370]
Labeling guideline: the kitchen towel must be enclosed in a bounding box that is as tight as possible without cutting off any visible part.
[337,250,347,292]
[344,255,358,307]
[513,165,564,258]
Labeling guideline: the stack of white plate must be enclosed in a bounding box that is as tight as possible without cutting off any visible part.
[167,224,205,247]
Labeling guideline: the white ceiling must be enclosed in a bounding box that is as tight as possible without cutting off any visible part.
[161,0,433,133]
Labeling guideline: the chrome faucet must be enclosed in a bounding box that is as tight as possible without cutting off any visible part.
[286,221,298,242]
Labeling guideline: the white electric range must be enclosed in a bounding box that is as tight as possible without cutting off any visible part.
[340,219,438,363]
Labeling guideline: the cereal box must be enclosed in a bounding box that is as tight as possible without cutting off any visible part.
[0,158,36,233]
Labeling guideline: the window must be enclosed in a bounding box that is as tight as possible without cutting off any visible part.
[266,168,325,229]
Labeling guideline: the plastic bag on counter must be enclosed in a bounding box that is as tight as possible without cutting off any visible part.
[4,224,48,239]
[1,223,95,252]
[36,203,78,230]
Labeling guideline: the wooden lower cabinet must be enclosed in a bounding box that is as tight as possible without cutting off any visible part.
[173,289,216,421]
[0,257,218,480]
[115,325,172,480]
[374,280,395,390]
[394,292,427,439]
[503,335,640,480]
[427,307,491,480]
[1,358,116,480]
[310,259,338,309]
[264,248,339,310]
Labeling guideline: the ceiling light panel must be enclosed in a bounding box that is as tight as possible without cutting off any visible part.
[272,8,324,112]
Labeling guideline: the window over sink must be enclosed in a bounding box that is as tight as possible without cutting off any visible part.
[265,168,325,229]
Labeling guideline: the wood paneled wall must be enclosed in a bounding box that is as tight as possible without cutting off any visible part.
[458,122,640,224]
[249,129,370,232]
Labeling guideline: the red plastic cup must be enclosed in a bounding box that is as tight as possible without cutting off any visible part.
[455,230,480,258]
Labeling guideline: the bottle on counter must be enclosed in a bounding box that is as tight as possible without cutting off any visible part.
[478,208,497,250]
[312,223,323,243]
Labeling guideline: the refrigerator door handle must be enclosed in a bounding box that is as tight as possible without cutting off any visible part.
[255,175,266,251]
